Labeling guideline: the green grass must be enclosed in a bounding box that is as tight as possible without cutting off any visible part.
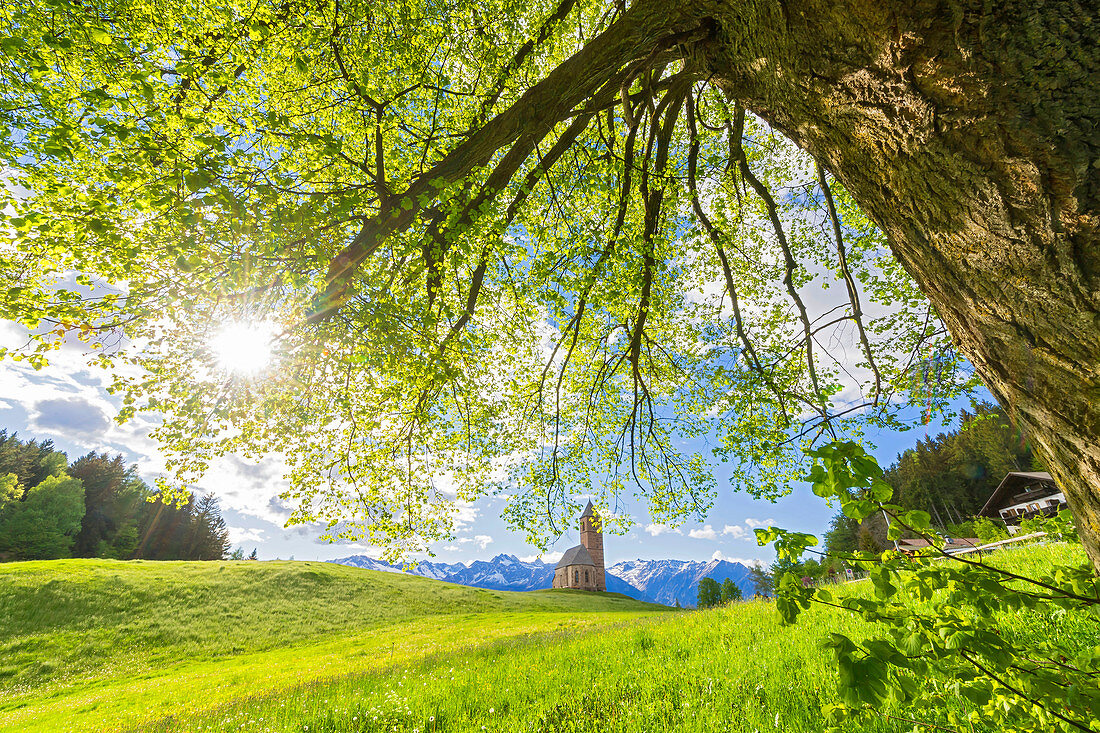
[0,559,665,731]
[143,599,884,733]
[1,542,1095,732]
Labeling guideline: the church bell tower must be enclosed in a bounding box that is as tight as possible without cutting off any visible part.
[578,501,606,591]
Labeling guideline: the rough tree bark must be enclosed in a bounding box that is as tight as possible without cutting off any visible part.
[681,0,1100,567]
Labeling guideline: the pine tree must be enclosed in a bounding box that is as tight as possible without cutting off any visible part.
[133,493,194,559]
[189,494,231,560]
[857,525,884,554]
[69,452,146,558]
[0,431,67,499]
[823,513,859,556]
[884,402,1036,522]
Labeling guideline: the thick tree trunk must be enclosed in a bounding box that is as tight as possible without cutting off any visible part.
[690,1,1100,567]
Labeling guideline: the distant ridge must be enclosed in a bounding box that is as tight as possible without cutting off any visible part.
[608,558,754,607]
[328,554,756,607]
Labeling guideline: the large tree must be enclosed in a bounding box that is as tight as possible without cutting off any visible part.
[0,1,1096,565]
[0,474,85,560]
[189,493,232,560]
[69,451,147,558]
[0,431,67,497]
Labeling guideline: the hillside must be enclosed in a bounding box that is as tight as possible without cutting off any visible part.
[0,559,665,732]
[2,543,1093,732]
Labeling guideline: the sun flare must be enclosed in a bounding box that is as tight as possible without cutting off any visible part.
[209,321,277,375]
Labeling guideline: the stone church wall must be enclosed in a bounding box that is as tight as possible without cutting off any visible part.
[553,564,598,590]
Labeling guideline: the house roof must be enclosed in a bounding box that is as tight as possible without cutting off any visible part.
[580,500,596,519]
[555,544,596,569]
[979,472,1056,517]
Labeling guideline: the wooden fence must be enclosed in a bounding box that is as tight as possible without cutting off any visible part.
[839,531,1051,583]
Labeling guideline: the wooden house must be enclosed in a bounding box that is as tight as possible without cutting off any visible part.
[978,472,1066,526]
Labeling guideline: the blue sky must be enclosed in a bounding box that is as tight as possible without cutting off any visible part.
[0,318,979,567]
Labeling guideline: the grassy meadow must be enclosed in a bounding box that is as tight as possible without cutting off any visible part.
[1,543,1095,732]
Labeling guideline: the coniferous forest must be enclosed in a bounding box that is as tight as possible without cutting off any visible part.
[824,402,1039,556]
[0,430,230,561]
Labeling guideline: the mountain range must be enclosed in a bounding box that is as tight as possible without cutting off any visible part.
[327,553,756,607]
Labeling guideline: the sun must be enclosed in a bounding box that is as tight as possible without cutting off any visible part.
[209,321,277,375]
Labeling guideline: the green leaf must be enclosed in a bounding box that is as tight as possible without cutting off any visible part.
[900,510,931,531]
[868,478,893,502]
[842,499,876,521]
[869,566,897,599]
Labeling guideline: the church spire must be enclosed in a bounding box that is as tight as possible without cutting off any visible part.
[551,502,607,592]
[579,501,605,591]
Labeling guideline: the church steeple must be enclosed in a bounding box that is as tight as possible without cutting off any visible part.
[551,502,608,592]
[578,501,606,591]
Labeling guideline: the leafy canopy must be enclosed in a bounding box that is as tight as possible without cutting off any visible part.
[0,0,974,555]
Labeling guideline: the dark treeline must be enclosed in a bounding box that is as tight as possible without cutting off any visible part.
[824,402,1038,556]
[883,402,1037,526]
[0,430,231,561]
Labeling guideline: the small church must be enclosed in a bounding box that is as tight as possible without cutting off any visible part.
[552,501,606,592]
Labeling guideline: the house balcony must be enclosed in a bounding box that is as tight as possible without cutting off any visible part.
[1001,501,1067,524]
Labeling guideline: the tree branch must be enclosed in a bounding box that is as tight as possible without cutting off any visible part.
[816,160,881,404]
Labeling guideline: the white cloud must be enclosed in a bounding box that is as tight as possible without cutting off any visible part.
[31,397,110,436]
[711,550,758,565]
[645,523,672,536]
[0,340,175,478]
[745,518,777,529]
[452,499,479,529]
[519,551,563,563]
[689,524,717,540]
[201,455,293,527]
[457,534,493,550]
[722,524,747,539]
[228,525,266,544]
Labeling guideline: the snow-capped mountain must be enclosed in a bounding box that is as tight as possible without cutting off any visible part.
[333,555,407,574]
[333,553,553,588]
[329,553,755,607]
[609,558,755,607]
[426,554,557,590]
